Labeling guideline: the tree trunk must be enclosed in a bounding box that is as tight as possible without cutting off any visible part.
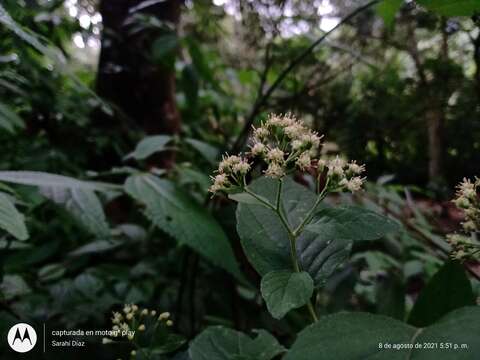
[94,0,182,169]
[426,106,444,181]
[426,19,449,183]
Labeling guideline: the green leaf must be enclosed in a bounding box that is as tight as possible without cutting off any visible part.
[296,231,352,286]
[0,192,28,240]
[189,326,285,360]
[0,171,118,191]
[125,135,172,160]
[0,275,31,300]
[185,138,219,164]
[41,187,111,238]
[286,312,415,360]
[124,174,242,279]
[68,240,121,257]
[186,38,216,85]
[286,307,480,359]
[236,177,350,285]
[182,65,199,107]
[417,0,480,16]
[306,206,400,242]
[260,270,313,319]
[377,0,403,27]
[0,102,24,133]
[408,261,475,327]
[376,274,406,320]
[152,33,178,68]
[412,307,480,359]
[228,192,271,206]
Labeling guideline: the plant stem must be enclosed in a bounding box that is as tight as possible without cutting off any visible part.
[245,181,318,322]
[293,179,330,237]
[307,301,319,322]
[275,179,283,211]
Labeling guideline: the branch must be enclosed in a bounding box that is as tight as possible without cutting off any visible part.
[230,0,381,153]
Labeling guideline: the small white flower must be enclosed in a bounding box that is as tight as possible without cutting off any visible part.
[158,312,170,321]
[329,156,346,169]
[317,159,327,169]
[112,312,123,324]
[209,173,230,193]
[284,123,305,138]
[218,155,241,173]
[346,177,364,192]
[251,142,266,156]
[102,338,112,344]
[328,165,344,177]
[267,114,286,127]
[233,160,251,175]
[296,152,311,170]
[291,140,304,150]
[253,126,269,140]
[267,148,285,163]
[463,220,477,232]
[265,162,285,178]
[348,161,365,175]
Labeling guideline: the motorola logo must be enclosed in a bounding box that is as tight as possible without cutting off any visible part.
[7,323,37,353]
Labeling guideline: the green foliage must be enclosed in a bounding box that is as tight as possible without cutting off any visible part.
[51,188,110,238]
[0,102,24,133]
[377,0,404,27]
[408,261,475,327]
[0,192,28,240]
[189,326,285,360]
[237,178,400,286]
[0,1,479,359]
[236,177,314,276]
[417,0,480,16]
[260,270,314,319]
[125,135,173,161]
[307,206,400,242]
[0,171,116,191]
[124,173,242,279]
[286,307,480,359]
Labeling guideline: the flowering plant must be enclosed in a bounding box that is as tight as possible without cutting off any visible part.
[209,113,397,322]
[447,177,480,260]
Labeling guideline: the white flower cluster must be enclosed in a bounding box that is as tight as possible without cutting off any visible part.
[249,113,322,179]
[209,113,366,194]
[453,178,479,232]
[447,177,480,261]
[103,304,173,345]
[209,155,251,193]
[319,156,366,192]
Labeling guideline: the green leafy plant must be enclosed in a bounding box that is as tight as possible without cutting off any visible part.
[209,113,400,321]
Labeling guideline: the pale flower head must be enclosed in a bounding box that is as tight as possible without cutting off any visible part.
[345,177,364,192]
[253,126,269,140]
[251,142,266,156]
[265,162,285,178]
[267,148,285,163]
[296,152,311,170]
[284,123,305,138]
[218,155,241,173]
[348,161,365,175]
[291,139,304,151]
[232,160,251,175]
